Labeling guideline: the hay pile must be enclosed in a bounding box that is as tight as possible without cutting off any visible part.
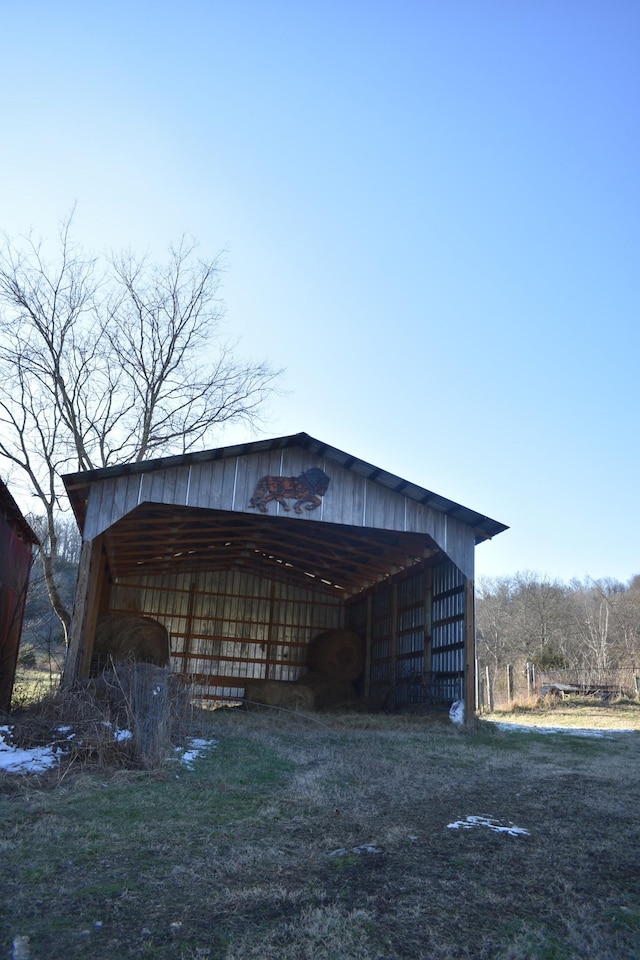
[306,629,364,681]
[243,629,365,712]
[243,679,315,711]
[93,613,170,668]
[304,628,364,709]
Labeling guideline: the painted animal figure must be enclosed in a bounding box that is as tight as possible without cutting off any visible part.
[249,468,330,514]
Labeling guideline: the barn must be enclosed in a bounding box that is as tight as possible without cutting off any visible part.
[0,478,39,712]
[61,433,507,712]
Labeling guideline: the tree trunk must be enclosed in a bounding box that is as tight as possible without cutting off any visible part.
[40,551,71,644]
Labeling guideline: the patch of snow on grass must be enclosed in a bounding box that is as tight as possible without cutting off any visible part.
[0,726,58,774]
[176,738,218,768]
[447,815,529,837]
[492,721,634,738]
[1,724,218,775]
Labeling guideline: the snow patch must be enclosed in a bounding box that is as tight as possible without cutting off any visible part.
[447,815,529,836]
[492,721,635,738]
[0,727,58,774]
[175,738,218,768]
[1,725,218,775]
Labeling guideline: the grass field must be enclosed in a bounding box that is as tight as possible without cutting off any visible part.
[1,703,639,959]
[484,695,640,732]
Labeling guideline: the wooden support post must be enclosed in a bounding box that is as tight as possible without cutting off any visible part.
[423,566,433,700]
[464,579,476,717]
[389,582,398,710]
[485,664,493,712]
[62,535,107,686]
[183,578,198,674]
[363,593,373,701]
[507,663,514,703]
[265,580,277,681]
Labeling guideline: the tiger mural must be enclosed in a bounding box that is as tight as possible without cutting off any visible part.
[248,468,330,514]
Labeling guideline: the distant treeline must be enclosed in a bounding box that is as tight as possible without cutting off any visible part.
[476,572,640,686]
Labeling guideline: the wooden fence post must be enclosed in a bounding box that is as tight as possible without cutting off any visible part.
[507,663,514,703]
[485,664,492,712]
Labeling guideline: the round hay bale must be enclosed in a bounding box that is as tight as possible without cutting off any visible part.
[306,629,364,681]
[94,613,170,666]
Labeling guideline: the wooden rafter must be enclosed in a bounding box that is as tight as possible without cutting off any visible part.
[101,503,442,595]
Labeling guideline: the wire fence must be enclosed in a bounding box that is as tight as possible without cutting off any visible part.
[476,660,640,711]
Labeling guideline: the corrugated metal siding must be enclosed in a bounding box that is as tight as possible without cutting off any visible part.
[395,572,426,705]
[347,558,467,708]
[429,560,466,701]
[110,568,343,700]
[347,594,368,692]
[368,588,393,705]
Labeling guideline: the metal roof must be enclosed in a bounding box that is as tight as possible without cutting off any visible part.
[62,431,508,544]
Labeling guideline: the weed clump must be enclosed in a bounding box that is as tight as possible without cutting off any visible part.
[3,661,196,777]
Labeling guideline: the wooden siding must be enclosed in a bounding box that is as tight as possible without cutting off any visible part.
[109,568,343,700]
[82,451,475,578]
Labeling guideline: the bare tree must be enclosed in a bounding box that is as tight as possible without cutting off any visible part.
[476,572,640,695]
[27,514,83,565]
[569,578,627,680]
[510,571,570,663]
[106,242,277,462]
[616,577,640,670]
[0,213,281,641]
[476,576,517,684]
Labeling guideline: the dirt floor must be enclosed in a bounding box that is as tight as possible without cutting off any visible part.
[1,704,639,959]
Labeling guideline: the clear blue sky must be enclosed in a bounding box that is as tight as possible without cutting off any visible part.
[1,2,638,585]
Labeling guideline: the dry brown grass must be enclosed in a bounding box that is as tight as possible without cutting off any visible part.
[1,705,639,959]
[4,663,198,776]
[485,694,640,731]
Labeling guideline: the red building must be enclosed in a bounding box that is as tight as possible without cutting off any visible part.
[0,479,38,712]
